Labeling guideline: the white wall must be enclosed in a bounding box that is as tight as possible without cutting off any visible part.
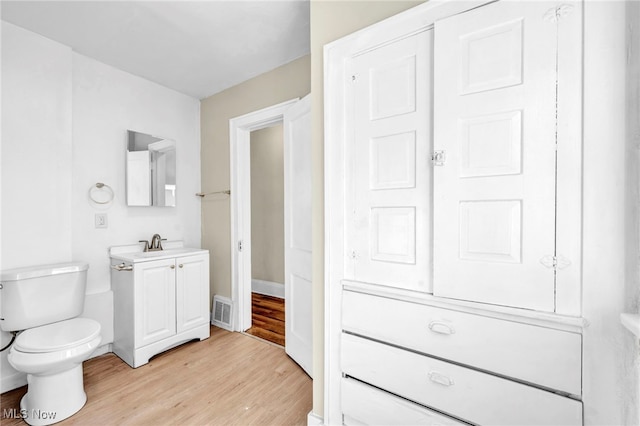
[1,21,74,392]
[1,23,73,269]
[71,53,201,296]
[0,22,201,392]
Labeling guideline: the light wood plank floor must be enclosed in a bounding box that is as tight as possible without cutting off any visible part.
[245,293,285,346]
[0,326,311,425]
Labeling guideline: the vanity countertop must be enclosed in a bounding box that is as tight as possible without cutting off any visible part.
[110,241,208,263]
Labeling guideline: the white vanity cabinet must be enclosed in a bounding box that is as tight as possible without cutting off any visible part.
[110,246,210,368]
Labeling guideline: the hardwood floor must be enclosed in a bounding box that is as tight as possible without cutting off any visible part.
[245,293,285,346]
[0,326,311,425]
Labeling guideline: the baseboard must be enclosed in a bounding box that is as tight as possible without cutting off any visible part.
[307,411,323,426]
[252,278,284,299]
[1,370,26,393]
[89,343,112,359]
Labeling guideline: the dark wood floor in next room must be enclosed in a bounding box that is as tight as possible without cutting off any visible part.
[245,293,285,346]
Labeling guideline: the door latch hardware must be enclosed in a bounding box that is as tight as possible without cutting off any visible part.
[543,4,574,23]
[540,255,571,270]
[432,150,446,166]
[238,240,243,252]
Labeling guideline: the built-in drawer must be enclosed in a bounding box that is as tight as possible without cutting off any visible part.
[341,333,583,426]
[342,377,469,426]
[342,290,582,396]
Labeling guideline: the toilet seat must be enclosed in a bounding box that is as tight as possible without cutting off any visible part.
[14,318,101,353]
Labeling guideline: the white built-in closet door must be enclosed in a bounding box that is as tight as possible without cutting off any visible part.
[433,2,559,311]
[346,30,432,292]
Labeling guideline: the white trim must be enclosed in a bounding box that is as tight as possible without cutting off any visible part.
[230,98,299,332]
[89,343,112,359]
[252,278,284,299]
[323,1,502,423]
[307,411,324,426]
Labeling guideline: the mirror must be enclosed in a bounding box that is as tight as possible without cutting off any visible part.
[126,130,176,207]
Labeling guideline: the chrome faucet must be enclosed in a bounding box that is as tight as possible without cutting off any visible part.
[139,234,165,252]
[150,234,164,251]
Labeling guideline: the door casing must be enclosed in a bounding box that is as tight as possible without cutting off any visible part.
[229,98,299,332]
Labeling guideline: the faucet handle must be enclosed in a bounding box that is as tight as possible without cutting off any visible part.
[159,238,167,250]
[139,240,150,252]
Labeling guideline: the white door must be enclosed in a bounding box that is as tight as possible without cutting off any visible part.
[283,95,312,376]
[433,1,559,311]
[176,254,210,333]
[346,30,433,292]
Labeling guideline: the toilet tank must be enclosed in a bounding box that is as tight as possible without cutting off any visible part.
[0,262,89,332]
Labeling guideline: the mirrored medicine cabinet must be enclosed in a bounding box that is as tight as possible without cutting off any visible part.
[126,130,176,207]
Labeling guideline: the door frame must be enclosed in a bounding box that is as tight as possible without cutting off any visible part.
[230,98,299,332]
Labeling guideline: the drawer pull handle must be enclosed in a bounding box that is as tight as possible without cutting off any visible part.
[428,371,454,387]
[428,321,455,335]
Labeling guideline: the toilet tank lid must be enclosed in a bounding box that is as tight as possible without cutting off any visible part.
[0,262,89,282]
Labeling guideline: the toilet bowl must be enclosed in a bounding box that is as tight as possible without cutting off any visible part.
[8,318,102,426]
[0,262,101,426]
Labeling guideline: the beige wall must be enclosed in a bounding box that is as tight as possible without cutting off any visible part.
[200,55,310,302]
[250,124,285,284]
[309,0,425,416]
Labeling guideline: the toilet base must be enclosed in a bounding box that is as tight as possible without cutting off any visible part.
[20,364,87,426]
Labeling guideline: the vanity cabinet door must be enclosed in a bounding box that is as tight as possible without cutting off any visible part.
[134,258,177,347]
[176,254,210,333]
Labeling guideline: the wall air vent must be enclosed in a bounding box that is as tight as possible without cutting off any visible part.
[211,295,233,331]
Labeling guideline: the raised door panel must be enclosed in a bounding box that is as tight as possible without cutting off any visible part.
[433,1,560,311]
[135,258,176,347]
[346,29,432,292]
[176,254,210,333]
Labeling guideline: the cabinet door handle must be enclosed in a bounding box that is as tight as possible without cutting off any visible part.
[428,371,454,387]
[428,320,455,335]
[179,264,183,268]
[170,265,176,269]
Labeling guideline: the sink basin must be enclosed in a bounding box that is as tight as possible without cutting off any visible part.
[131,248,193,258]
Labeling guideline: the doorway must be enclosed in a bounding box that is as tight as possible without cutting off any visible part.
[229,96,312,376]
[246,124,286,346]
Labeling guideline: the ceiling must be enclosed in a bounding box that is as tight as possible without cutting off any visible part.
[1,1,310,99]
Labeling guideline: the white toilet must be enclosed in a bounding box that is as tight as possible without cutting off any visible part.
[0,262,102,426]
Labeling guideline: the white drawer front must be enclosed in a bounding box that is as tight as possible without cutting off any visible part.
[342,290,582,395]
[342,377,468,426]
[341,333,583,426]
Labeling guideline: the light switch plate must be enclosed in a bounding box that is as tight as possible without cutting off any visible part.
[95,213,108,229]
